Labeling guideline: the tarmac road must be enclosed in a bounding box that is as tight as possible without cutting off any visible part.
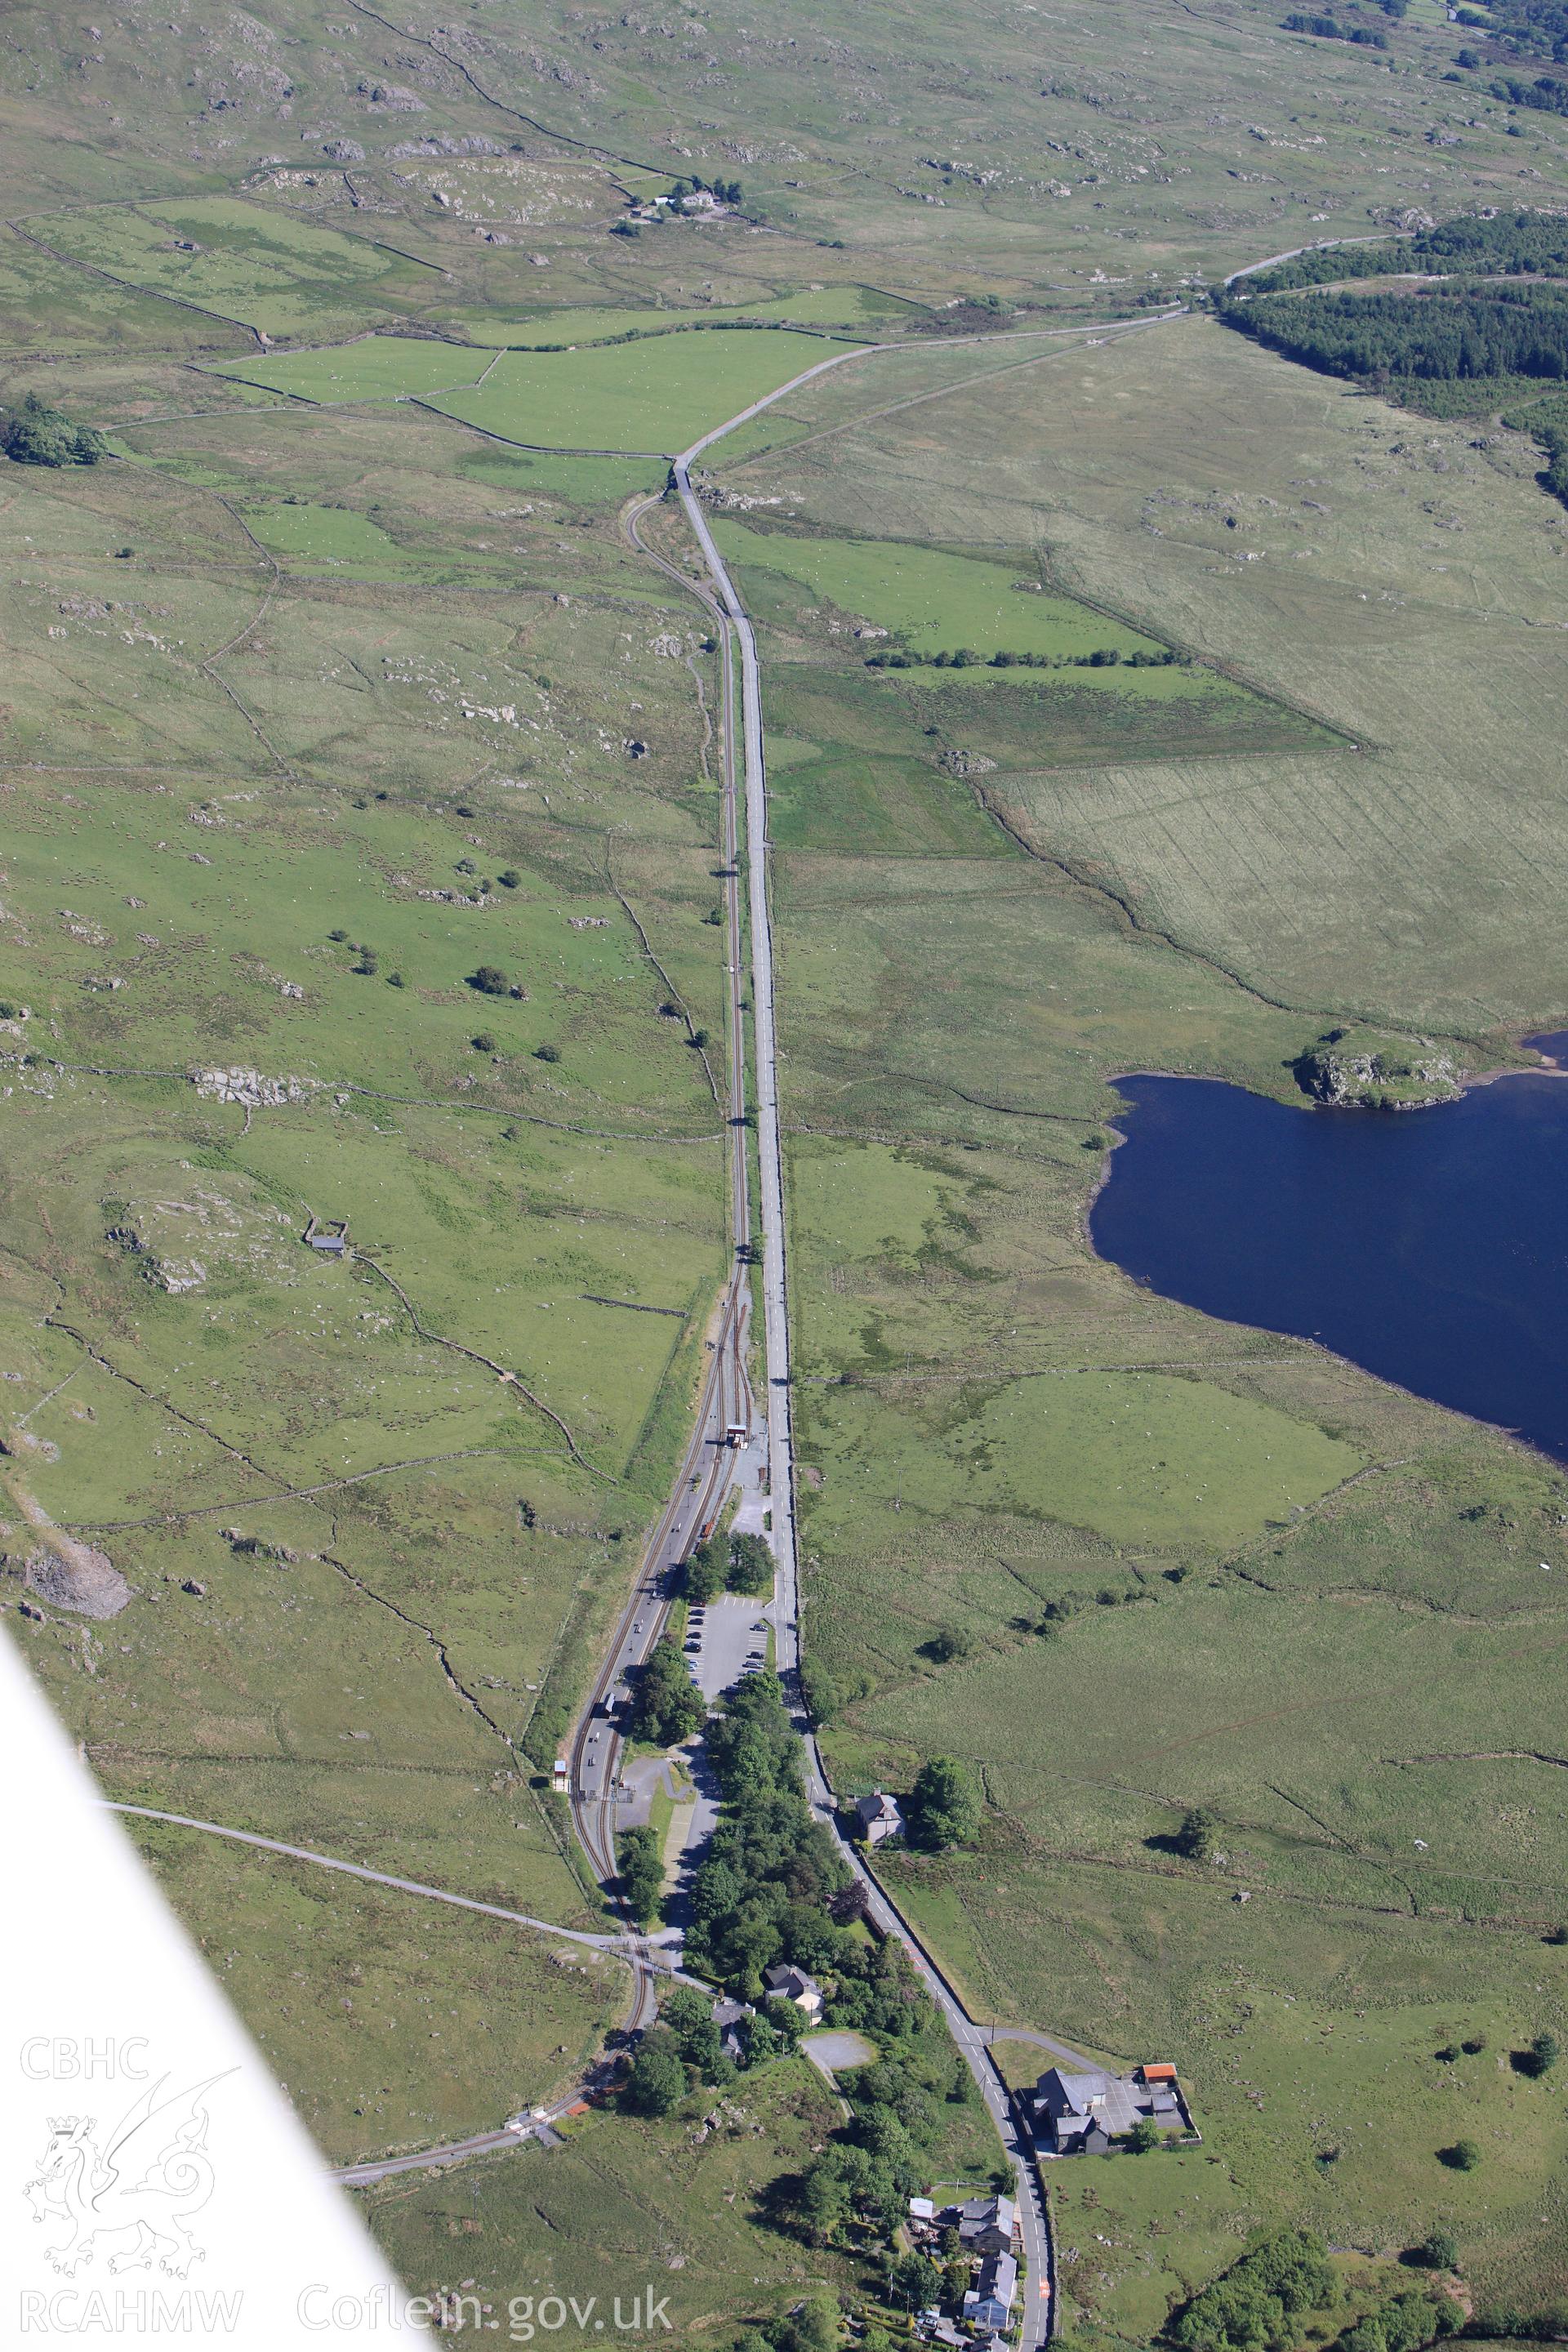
[670,351,1116,2345]
[559,323,1193,2336]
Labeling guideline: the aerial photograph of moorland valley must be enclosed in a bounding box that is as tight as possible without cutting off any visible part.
[7,0,1568,2342]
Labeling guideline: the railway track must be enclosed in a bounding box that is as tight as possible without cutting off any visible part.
[564,491,756,2029]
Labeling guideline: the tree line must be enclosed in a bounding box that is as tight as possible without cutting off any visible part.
[1503,385,1568,504]
[1281,16,1388,47]
[864,644,1179,672]
[1238,209,1568,299]
[1218,278,1568,386]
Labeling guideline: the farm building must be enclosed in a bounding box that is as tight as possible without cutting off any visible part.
[1032,2061,1190,2154]
[301,1215,350,1255]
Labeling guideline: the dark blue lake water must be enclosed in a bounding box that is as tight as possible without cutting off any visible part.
[1089,1071,1568,1463]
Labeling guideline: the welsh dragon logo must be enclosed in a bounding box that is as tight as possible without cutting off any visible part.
[24,2072,233,2278]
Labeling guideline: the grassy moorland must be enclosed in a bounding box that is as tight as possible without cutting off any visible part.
[363,2060,861,2336]
[6,0,1568,2332]
[130,1821,622,2166]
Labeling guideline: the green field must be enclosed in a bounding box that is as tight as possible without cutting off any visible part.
[450,283,915,346]
[229,327,851,451]
[219,336,495,403]
[430,330,850,452]
[801,1372,1361,1550]
[130,1821,622,2166]
[362,2059,858,2335]
[713,519,1171,668]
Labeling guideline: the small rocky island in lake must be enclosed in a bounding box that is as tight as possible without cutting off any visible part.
[1293,1027,1461,1110]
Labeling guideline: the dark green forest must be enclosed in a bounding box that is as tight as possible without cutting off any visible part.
[1218,278,1568,385]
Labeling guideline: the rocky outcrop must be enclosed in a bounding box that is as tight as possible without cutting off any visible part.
[192,1067,322,1107]
[24,1539,131,1619]
[1294,1031,1460,1109]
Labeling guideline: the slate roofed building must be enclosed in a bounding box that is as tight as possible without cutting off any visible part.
[963,2250,1019,2335]
[1033,2061,1190,2154]
[763,1963,824,2019]
[711,1998,751,2062]
[957,2192,1018,2252]
[853,1787,906,1845]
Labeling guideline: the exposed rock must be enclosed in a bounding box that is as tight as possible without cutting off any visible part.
[358,80,426,111]
[25,1540,131,1620]
[388,133,502,158]
[192,1066,323,1107]
[1294,1031,1460,1109]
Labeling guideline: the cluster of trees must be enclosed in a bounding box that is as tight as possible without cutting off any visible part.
[626,1637,707,1746]
[907,1755,981,1850]
[1330,2290,1463,2352]
[782,1950,993,2262]
[1167,2228,1339,2352]
[864,644,1178,672]
[684,1668,853,1993]
[1,392,108,467]
[620,1983,794,2117]
[1492,70,1568,113]
[468,963,523,997]
[684,1530,774,1603]
[1480,0,1568,67]
[800,1659,873,1726]
[1281,14,1388,45]
[617,1824,664,1926]
[1237,211,1568,300]
[1219,278,1568,386]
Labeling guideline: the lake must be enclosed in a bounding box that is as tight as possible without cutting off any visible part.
[1089,1071,1568,1464]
